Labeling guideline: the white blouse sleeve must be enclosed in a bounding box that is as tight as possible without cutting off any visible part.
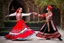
[9,13,16,16]
[22,13,31,16]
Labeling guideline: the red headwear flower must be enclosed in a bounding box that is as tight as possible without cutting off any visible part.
[47,5,52,10]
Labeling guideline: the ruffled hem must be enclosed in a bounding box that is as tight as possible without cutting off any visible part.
[36,31,61,38]
[5,29,34,40]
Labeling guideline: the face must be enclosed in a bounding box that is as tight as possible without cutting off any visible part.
[46,8,49,11]
[19,8,22,13]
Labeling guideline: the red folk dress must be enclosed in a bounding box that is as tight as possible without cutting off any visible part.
[5,13,34,40]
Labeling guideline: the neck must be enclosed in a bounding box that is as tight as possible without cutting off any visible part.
[48,10,51,12]
[17,12,21,14]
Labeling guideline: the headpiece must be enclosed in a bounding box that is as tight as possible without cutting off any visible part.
[47,5,52,10]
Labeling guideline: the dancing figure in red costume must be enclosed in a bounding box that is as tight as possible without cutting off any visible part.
[5,8,34,40]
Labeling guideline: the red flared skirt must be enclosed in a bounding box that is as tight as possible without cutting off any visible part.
[5,20,34,40]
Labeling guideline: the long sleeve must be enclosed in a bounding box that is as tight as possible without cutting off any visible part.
[39,14,46,18]
[9,13,16,16]
[22,13,31,16]
[9,13,31,17]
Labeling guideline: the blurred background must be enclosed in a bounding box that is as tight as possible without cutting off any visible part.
[0,0,64,36]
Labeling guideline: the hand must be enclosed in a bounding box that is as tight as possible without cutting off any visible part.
[4,15,9,18]
[32,12,38,15]
[34,12,38,15]
[35,13,38,15]
[38,14,40,16]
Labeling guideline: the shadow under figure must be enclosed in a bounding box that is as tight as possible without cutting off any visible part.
[5,8,34,41]
[36,6,63,41]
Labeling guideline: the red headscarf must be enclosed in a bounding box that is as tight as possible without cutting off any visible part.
[15,8,20,13]
[15,7,22,13]
[47,5,52,10]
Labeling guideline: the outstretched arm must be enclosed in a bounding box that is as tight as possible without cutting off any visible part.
[33,12,46,18]
[9,13,16,16]
[38,14,46,18]
[22,13,31,16]
[5,13,16,18]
